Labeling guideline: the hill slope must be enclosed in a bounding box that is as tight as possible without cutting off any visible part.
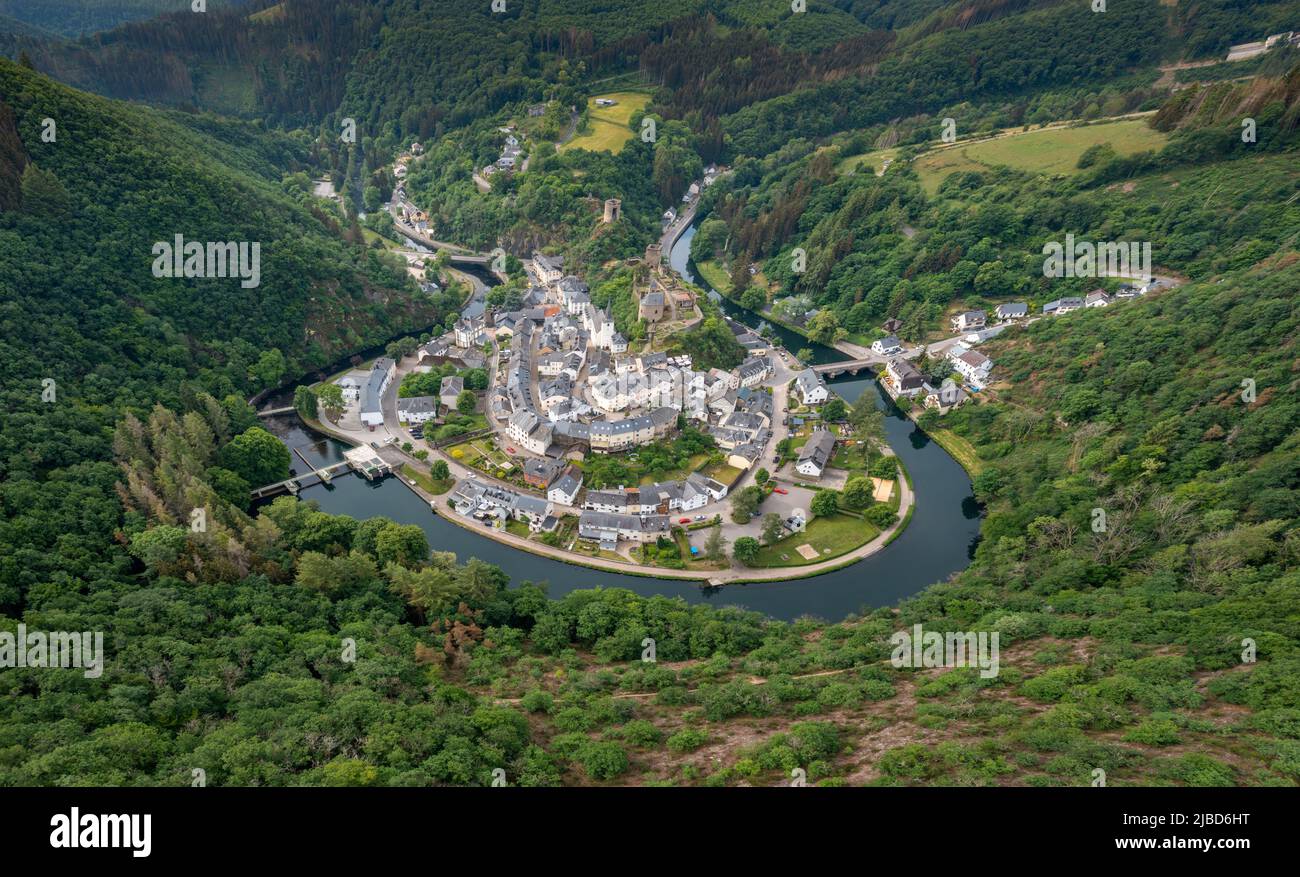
[0,58,456,600]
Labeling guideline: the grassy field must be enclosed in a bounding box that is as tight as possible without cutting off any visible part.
[562,92,652,155]
[926,427,984,476]
[446,441,486,466]
[828,441,874,471]
[675,529,729,571]
[701,463,744,485]
[835,147,900,176]
[401,464,452,496]
[694,259,732,294]
[913,119,1168,194]
[249,2,287,24]
[750,513,880,568]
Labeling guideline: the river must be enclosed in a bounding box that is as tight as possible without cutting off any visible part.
[258,221,981,622]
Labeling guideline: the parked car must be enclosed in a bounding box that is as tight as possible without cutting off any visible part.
[679,517,691,524]
[773,487,788,495]
[694,515,706,521]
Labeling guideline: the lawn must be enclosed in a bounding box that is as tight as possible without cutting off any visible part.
[927,428,984,476]
[749,513,881,568]
[573,540,628,563]
[701,463,743,486]
[914,118,1168,194]
[834,146,899,176]
[561,92,652,155]
[694,259,732,294]
[675,528,729,571]
[828,442,871,471]
[446,441,485,466]
[401,464,452,496]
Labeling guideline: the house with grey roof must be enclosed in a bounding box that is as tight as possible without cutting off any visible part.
[578,511,671,545]
[523,456,562,489]
[686,471,728,501]
[884,357,925,397]
[950,310,987,332]
[737,356,773,388]
[439,375,464,410]
[872,335,903,356]
[360,357,396,429]
[995,302,1028,321]
[547,466,583,505]
[1043,296,1084,315]
[449,478,553,524]
[396,395,438,424]
[796,429,837,478]
[794,367,830,405]
[583,489,634,514]
[532,252,564,283]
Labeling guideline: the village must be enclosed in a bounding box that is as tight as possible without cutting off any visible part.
[310,225,911,579]
[875,275,1172,406]
[305,114,1181,582]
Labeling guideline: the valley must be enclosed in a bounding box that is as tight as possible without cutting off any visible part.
[0,0,1297,804]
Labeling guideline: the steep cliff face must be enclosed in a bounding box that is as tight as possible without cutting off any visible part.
[0,96,28,211]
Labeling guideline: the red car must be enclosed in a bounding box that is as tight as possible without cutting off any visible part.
[505,447,516,454]
[773,487,788,495]
[679,517,691,524]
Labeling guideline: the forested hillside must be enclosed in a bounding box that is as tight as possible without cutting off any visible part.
[0,0,211,38]
[1,256,1295,786]
[689,62,1300,343]
[0,57,456,608]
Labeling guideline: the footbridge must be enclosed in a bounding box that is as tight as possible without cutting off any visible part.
[250,461,351,500]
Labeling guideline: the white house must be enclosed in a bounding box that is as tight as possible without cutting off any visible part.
[1043,297,1083,316]
[439,375,464,411]
[872,335,903,356]
[547,467,583,506]
[360,357,396,429]
[794,368,830,406]
[507,409,553,455]
[1085,289,1112,308]
[532,252,564,284]
[578,511,670,545]
[687,471,728,502]
[336,375,363,403]
[950,310,986,332]
[396,395,438,424]
[951,349,993,384]
[796,429,836,478]
[450,479,553,524]
[995,302,1028,321]
[454,315,485,348]
[737,356,772,388]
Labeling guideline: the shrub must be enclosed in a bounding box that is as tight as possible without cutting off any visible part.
[666,728,710,752]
